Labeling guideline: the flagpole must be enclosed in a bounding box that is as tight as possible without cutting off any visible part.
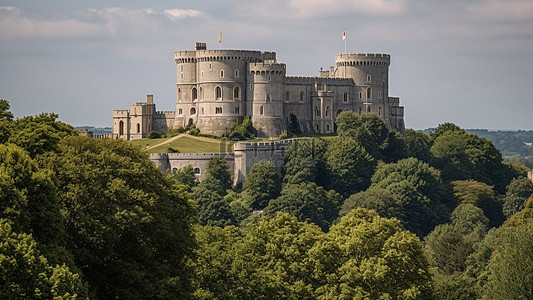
[344,30,347,53]
[219,30,222,49]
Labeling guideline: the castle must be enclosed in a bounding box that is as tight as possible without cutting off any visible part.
[112,42,405,139]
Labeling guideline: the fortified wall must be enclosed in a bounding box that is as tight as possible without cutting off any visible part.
[150,139,299,185]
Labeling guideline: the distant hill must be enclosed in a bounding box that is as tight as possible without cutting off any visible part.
[75,126,112,135]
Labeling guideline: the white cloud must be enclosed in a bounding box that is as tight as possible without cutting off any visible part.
[0,7,205,40]
[234,0,406,20]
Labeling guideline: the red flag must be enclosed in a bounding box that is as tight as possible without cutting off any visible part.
[343,31,346,40]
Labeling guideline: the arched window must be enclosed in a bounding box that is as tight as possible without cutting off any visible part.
[367,87,372,100]
[220,70,224,78]
[314,106,320,117]
[343,92,348,103]
[172,167,177,174]
[192,87,197,100]
[316,124,319,132]
[260,106,264,115]
[178,108,183,115]
[215,86,222,100]
[235,106,240,114]
[359,91,363,99]
[378,106,382,116]
[367,105,371,113]
[325,106,329,117]
[378,91,382,99]
[367,75,371,82]
[190,107,196,115]
[235,70,239,78]
[233,86,240,99]
[194,167,201,175]
[178,88,182,101]
[358,106,362,115]
[326,123,330,132]
[119,120,124,136]
[299,91,305,102]
[136,123,140,134]
[215,107,222,114]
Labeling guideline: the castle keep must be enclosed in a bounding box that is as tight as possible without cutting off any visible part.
[113,42,405,139]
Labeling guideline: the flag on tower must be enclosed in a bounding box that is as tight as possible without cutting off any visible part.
[219,30,222,44]
[343,31,346,40]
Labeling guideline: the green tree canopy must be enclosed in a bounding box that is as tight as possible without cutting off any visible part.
[326,136,376,197]
[405,129,432,163]
[502,177,533,218]
[451,180,504,228]
[206,156,233,191]
[335,111,389,159]
[380,130,409,163]
[0,99,14,121]
[0,219,88,299]
[242,160,281,209]
[370,157,450,236]
[282,138,328,186]
[8,113,76,157]
[40,136,197,299]
[191,175,236,227]
[430,129,507,193]
[265,182,342,231]
[172,164,197,188]
[316,208,434,299]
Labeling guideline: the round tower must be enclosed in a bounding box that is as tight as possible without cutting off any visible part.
[335,53,391,122]
[247,61,286,137]
[174,43,276,136]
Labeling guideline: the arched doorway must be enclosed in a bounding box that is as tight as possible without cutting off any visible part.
[188,118,194,126]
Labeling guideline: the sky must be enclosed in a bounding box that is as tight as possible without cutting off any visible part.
[1,0,532,130]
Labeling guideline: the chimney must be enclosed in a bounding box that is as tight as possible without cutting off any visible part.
[146,94,153,104]
[195,42,207,50]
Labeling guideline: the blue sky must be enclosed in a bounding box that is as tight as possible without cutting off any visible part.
[1,0,532,130]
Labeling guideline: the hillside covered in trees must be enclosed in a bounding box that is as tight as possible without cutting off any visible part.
[1,98,532,299]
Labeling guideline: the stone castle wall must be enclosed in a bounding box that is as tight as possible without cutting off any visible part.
[150,139,299,185]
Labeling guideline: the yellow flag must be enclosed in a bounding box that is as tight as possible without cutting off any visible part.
[219,30,222,44]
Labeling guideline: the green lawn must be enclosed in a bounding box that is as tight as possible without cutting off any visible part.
[130,136,234,153]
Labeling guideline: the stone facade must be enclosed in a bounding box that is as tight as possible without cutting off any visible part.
[112,42,405,139]
[150,139,297,185]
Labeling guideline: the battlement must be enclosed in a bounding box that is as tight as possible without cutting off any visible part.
[175,46,276,64]
[285,76,353,85]
[233,138,301,150]
[335,53,390,67]
[113,110,129,117]
[150,152,235,159]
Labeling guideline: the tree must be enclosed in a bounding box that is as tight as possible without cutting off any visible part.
[429,122,465,142]
[8,113,76,157]
[424,224,474,275]
[326,136,376,197]
[452,180,504,228]
[0,219,88,299]
[282,138,328,186]
[502,177,533,218]
[483,222,533,299]
[242,160,281,209]
[340,187,406,221]
[191,176,236,227]
[287,112,302,134]
[206,156,232,191]
[405,129,432,163]
[265,182,342,231]
[172,165,197,188]
[335,111,389,159]
[40,136,197,299]
[0,99,14,120]
[228,115,256,140]
[451,203,489,238]
[380,130,409,163]
[0,143,69,266]
[370,157,450,236]
[316,208,434,299]
[430,129,507,193]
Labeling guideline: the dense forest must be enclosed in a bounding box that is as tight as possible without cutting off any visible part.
[1,98,532,299]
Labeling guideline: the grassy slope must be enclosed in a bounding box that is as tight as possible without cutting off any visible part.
[130,136,234,153]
